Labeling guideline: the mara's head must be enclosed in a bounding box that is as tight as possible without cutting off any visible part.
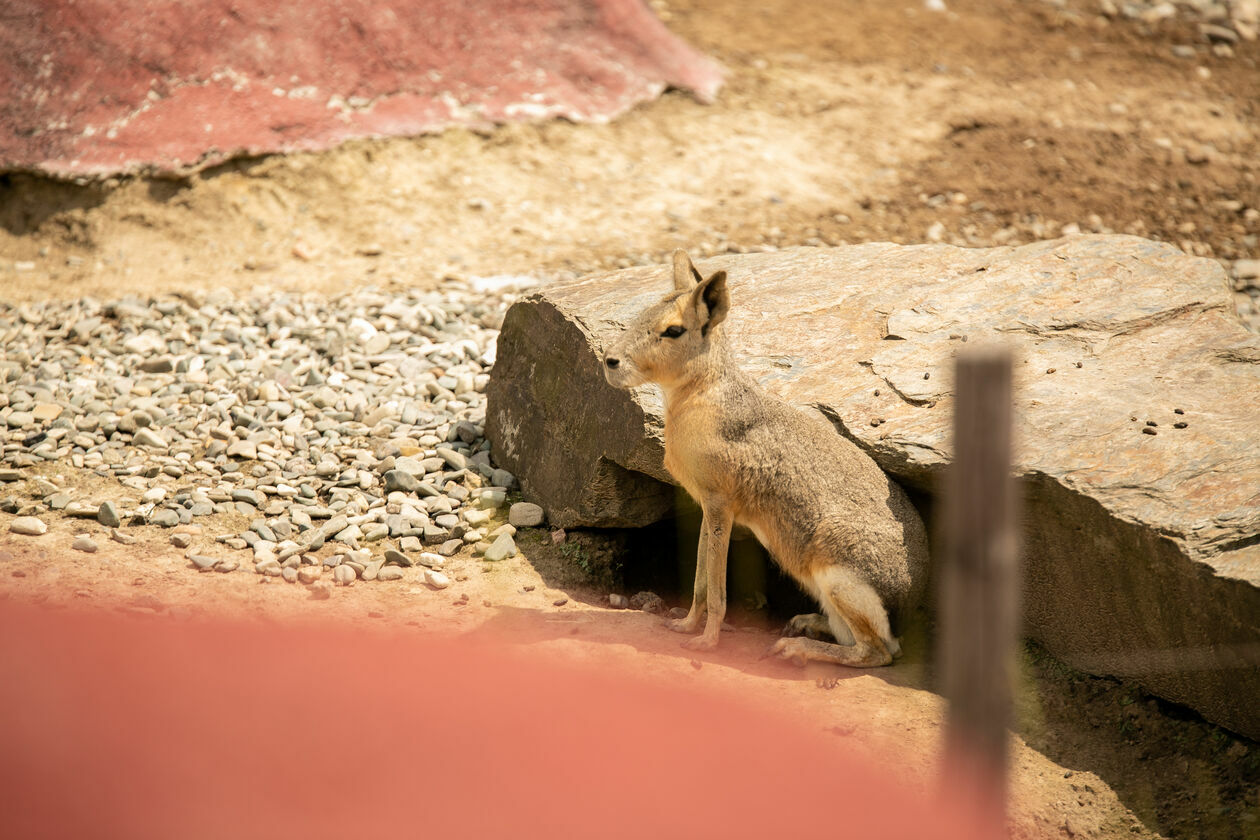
[602,250,730,390]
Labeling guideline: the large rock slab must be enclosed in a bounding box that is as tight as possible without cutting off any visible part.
[486,236,1260,739]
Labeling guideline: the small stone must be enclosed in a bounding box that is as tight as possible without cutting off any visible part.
[384,549,413,567]
[281,566,299,583]
[226,439,258,460]
[256,557,283,576]
[170,533,193,549]
[437,538,463,556]
[308,583,332,600]
[110,528,137,545]
[215,558,239,573]
[134,428,167,448]
[463,508,492,528]
[383,469,420,493]
[435,446,467,470]
[189,554,219,571]
[231,488,262,508]
[1142,427,1158,436]
[551,529,567,545]
[609,594,629,609]
[630,591,665,614]
[32,403,63,423]
[483,532,517,562]
[424,568,451,589]
[72,535,98,553]
[508,502,545,528]
[417,552,446,569]
[334,564,357,585]
[377,566,405,581]
[10,516,48,536]
[149,508,180,527]
[553,597,569,607]
[478,488,507,509]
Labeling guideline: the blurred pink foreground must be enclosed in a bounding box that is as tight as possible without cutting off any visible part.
[0,600,985,838]
[0,0,724,177]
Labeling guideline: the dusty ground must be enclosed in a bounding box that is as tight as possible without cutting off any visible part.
[1,0,1258,838]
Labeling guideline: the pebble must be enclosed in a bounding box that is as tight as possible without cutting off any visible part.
[189,554,219,571]
[0,283,524,582]
[171,533,193,549]
[424,568,451,589]
[333,564,357,585]
[377,566,405,581]
[384,548,413,567]
[72,534,98,552]
[609,593,630,609]
[149,509,180,528]
[483,532,518,562]
[508,502,545,528]
[10,516,47,536]
[630,591,665,614]
[418,552,446,569]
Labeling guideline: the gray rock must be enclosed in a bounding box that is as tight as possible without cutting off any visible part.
[171,533,193,549]
[383,469,420,493]
[483,532,517,562]
[231,488,262,508]
[97,501,122,528]
[486,239,1260,739]
[377,566,405,582]
[384,549,413,567]
[148,509,180,528]
[189,554,219,571]
[133,428,167,448]
[508,502,545,528]
[630,591,664,615]
[436,446,467,470]
[71,535,98,552]
[437,538,463,556]
[608,593,630,609]
[490,468,517,488]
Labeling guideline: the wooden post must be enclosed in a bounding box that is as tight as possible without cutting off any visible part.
[939,348,1019,834]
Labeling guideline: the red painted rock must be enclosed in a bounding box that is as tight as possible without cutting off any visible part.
[1,0,723,177]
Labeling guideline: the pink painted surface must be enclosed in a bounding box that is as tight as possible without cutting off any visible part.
[0,601,984,839]
[0,0,724,177]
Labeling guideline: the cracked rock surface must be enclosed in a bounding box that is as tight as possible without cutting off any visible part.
[486,235,1260,739]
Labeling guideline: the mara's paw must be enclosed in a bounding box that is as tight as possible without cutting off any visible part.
[766,637,810,667]
[681,634,719,652]
[666,616,702,634]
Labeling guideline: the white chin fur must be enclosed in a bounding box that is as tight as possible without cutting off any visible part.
[603,365,645,389]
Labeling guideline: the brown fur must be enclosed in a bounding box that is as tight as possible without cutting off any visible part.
[603,250,929,666]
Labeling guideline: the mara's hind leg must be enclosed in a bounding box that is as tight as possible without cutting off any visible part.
[768,566,897,668]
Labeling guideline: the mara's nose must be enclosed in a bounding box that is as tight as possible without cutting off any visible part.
[604,356,620,369]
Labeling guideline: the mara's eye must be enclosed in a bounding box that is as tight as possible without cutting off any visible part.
[661,325,687,339]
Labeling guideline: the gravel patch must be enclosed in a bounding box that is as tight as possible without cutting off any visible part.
[0,280,542,586]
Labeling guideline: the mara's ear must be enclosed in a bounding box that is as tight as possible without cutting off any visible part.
[690,270,729,336]
[672,249,703,291]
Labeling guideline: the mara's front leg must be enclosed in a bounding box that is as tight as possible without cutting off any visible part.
[681,501,733,652]
[667,527,708,634]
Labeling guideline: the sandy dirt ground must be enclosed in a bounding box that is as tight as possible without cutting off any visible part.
[1,1,1258,838]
